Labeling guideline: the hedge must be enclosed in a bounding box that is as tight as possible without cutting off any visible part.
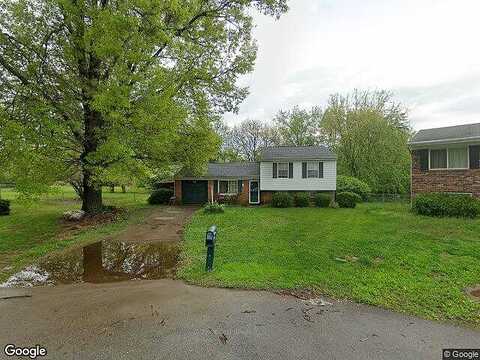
[148,189,174,205]
[271,192,294,208]
[294,192,310,207]
[412,193,480,218]
[336,191,361,208]
[314,193,331,208]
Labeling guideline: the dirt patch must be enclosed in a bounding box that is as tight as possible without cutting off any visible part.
[59,207,127,237]
[466,286,480,302]
[2,206,197,287]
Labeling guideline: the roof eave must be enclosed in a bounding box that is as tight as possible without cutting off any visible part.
[408,136,480,148]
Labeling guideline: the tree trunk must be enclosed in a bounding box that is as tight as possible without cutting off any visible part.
[81,169,103,213]
[110,185,115,193]
[121,185,126,193]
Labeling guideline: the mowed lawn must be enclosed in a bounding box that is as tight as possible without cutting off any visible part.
[179,202,480,327]
[0,186,149,282]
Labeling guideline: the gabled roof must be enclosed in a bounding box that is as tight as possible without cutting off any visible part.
[410,123,480,145]
[206,162,259,178]
[259,146,336,161]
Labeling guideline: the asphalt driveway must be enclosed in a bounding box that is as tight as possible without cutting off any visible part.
[0,279,478,360]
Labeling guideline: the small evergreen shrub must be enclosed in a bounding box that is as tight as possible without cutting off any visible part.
[336,191,361,208]
[271,192,294,208]
[0,199,10,216]
[337,175,371,200]
[412,193,480,218]
[203,202,225,214]
[294,192,310,207]
[314,193,331,208]
[148,189,174,205]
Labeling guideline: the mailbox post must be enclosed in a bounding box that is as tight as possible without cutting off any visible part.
[205,225,217,272]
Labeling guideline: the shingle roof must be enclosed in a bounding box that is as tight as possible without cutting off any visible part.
[205,162,259,178]
[410,123,480,144]
[259,146,336,161]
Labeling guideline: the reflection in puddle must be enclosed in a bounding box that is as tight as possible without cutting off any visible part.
[1,241,180,287]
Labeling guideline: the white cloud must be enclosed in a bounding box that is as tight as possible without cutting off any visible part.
[224,0,480,130]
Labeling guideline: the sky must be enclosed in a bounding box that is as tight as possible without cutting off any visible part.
[223,0,480,131]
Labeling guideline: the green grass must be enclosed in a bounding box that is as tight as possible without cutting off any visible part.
[0,186,150,282]
[179,202,480,327]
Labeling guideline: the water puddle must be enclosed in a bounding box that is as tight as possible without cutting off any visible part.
[1,240,180,287]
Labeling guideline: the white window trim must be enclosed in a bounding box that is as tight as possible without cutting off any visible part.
[276,162,289,179]
[428,147,469,170]
[307,161,319,178]
[217,179,239,195]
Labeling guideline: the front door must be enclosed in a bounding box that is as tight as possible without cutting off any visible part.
[249,180,260,204]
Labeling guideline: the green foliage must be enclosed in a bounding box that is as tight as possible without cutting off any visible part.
[314,193,331,208]
[147,189,174,205]
[271,192,294,208]
[203,202,225,214]
[294,192,310,207]
[274,106,322,146]
[412,193,480,218]
[337,175,371,200]
[322,90,411,194]
[0,0,287,212]
[0,199,10,216]
[336,192,361,208]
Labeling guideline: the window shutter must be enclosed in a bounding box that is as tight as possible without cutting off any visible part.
[470,146,480,169]
[302,162,307,178]
[273,163,277,178]
[289,163,293,178]
[417,149,429,171]
[214,181,218,193]
[238,180,243,193]
[318,162,324,178]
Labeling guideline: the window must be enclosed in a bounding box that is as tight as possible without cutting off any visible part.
[307,162,318,178]
[277,162,289,178]
[430,149,447,169]
[448,147,468,169]
[219,180,238,194]
[429,147,468,169]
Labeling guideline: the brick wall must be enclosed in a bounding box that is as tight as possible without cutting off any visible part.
[411,151,480,198]
[260,191,273,204]
[174,180,182,204]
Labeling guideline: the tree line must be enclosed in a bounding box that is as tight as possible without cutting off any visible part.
[216,90,412,194]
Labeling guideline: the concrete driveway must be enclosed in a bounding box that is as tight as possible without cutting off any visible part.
[0,279,478,360]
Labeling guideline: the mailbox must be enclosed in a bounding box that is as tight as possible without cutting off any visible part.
[205,225,217,247]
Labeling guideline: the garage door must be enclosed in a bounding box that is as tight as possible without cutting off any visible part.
[182,180,208,204]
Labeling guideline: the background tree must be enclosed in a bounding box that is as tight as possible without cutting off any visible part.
[321,90,411,193]
[274,106,322,146]
[226,119,280,161]
[0,0,288,213]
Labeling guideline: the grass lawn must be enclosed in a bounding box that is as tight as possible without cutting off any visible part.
[179,202,480,327]
[0,186,150,282]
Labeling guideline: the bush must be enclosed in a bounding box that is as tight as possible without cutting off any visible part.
[336,191,361,208]
[412,193,480,218]
[203,202,225,214]
[0,199,10,216]
[314,193,331,208]
[148,188,174,205]
[337,175,371,200]
[294,192,310,207]
[271,192,294,208]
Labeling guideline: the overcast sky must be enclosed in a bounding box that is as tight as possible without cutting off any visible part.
[223,0,480,131]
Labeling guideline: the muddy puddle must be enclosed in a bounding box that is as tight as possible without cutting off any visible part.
[1,240,180,287]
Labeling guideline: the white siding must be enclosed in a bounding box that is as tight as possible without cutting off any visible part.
[260,161,336,191]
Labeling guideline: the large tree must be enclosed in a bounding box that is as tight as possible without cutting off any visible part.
[321,90,411,193]
[274,105,322,146]
[0,0,287,212]
[224,118,279,161]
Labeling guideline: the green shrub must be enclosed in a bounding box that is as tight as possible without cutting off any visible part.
[336,191,361,208]
[148,188,174,205]
[271,192,294,208]
[294,192,310,207]
[314,193,331,208]
[412,193,480,218]
[203,202,225,214]
[337,175,371,200]
[0,199,10,216]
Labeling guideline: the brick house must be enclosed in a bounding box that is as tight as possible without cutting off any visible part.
[174,146,337,205]
[409,123,480,198]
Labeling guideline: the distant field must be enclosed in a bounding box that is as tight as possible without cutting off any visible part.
[0,185,151,282]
